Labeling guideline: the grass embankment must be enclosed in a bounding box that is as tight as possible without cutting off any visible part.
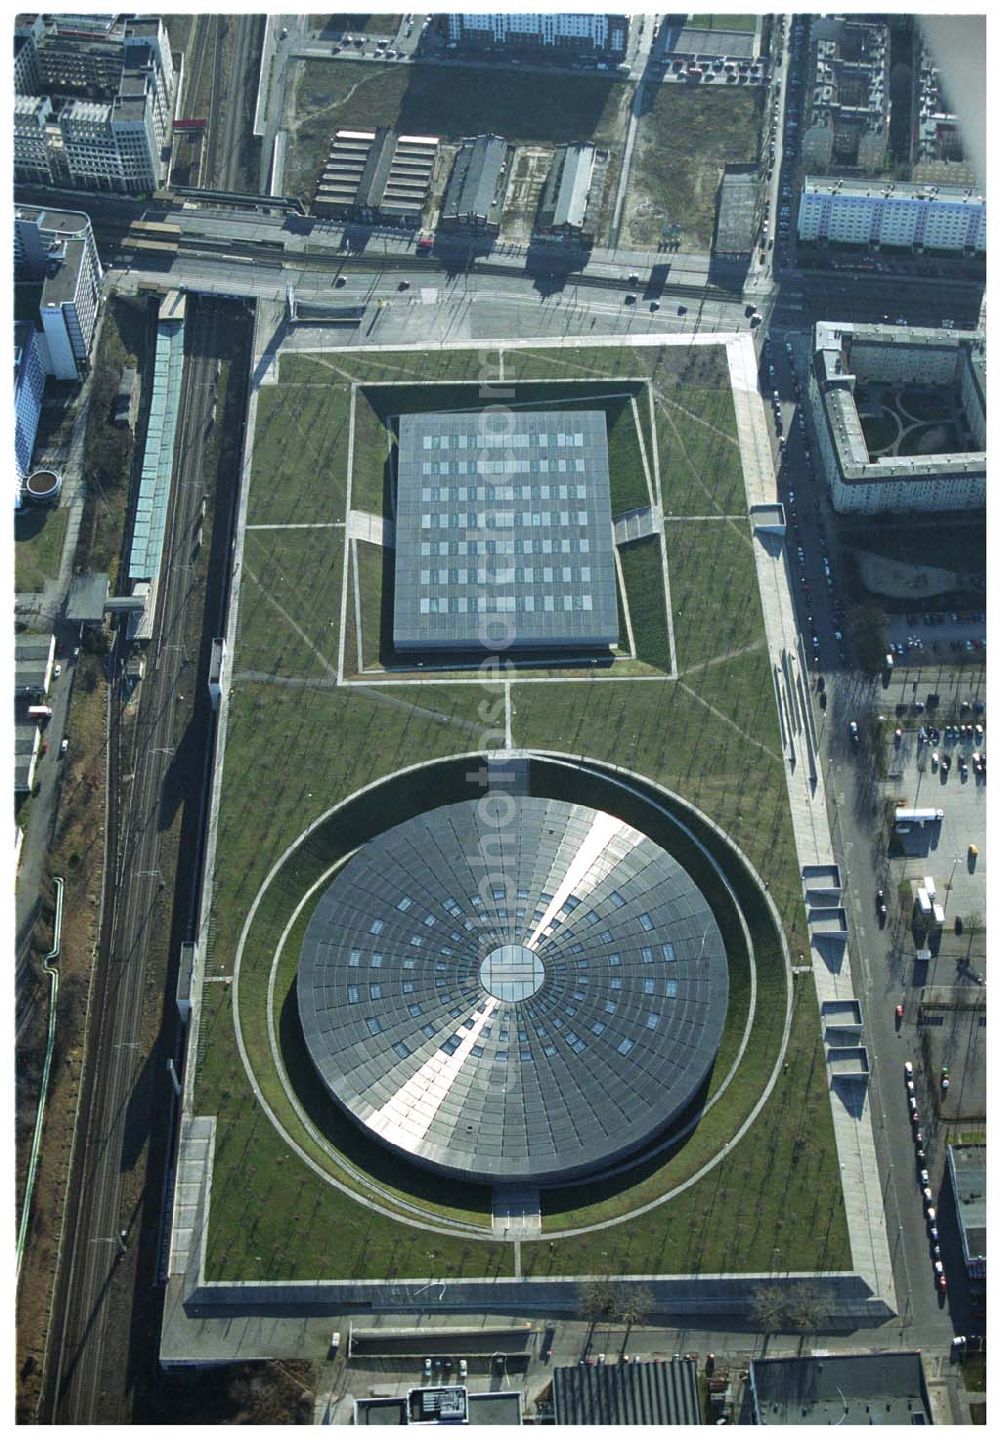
[75,294,152,586]
[619,538,671,671]
[14,508,69,593]
[16,655,108,1418]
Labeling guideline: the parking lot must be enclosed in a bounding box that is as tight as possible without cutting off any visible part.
[885,734,987,948]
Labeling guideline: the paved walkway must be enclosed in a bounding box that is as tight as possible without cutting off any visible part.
[348,509,393,546]
[727,331,896,1312]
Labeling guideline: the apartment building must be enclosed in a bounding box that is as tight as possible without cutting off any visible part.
[13,12,174,193]
[447,13,628,54]
[809,320,986,514]
[797,178,986,253]
[14,321,48,488]
[801,16,889,174]
[15,206,103,381]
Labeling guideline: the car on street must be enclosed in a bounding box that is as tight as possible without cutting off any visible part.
[54,663,62,679]
[849,720,859,743]
[875,889,887,922]
[904,1060,913,1079]
[60,737,69,757]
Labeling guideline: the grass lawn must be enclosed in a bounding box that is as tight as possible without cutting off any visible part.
[898,388,952,422]
[236,528,344,679]
[657,389,746,517]
[859,413,899,454]
[14,507,68,593]
[667,518,761,672]
[623,86,763,249]
[839,513,987,581]
[288,58,628,200]
[318,14,402,36]
[192,336,845,1282]
[687,14,759,32]
[899,422,963,457]
[248,375,352,525]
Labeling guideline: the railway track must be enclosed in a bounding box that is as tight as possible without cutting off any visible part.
[41,300,227,1423]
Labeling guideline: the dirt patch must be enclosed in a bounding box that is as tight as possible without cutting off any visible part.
[851,549,967,600]
[622,86,763,250]
[502,145,553,240]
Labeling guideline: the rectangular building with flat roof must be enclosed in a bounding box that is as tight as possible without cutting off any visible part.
[447,13,628,53]
[798,177,986,253]
[714,164,759,256]
[393,408,618,654]
[748,1352,931,1424]
[947,1143,985,1280]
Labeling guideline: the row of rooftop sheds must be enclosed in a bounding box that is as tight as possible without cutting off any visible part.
[315,128,606,248]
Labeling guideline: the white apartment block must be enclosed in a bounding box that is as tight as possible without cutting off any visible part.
[15,205,104,380]
[809,321,985,515]
[14,94,53,183]
[447,13,629,52]
[797,179,986,254]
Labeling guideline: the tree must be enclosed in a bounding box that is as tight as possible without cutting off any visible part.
[845,603,888,674]
[964,910,984,960]
[749,1284,786,1333]
[578,1277,618,1352]
[616,1284,654,1361]
[785,1282,825,1334]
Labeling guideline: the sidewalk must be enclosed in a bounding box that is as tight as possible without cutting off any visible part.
[727,330,896,1313]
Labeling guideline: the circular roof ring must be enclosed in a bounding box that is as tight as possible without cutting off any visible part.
[297,795,729,1185]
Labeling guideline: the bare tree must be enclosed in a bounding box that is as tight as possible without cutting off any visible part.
[578,1277,618,1354]
[965,910,984,960]
[749,1284,786,1334]
[785,1282,825,1335]
[616,1284,654,1361]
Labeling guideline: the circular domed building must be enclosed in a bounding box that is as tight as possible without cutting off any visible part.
[297,796,729,1185]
